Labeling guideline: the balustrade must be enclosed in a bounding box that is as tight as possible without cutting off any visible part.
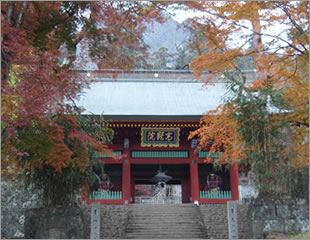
[200,190,232,199]
[89,191,122,200]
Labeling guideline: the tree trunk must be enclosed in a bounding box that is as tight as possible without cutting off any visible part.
[15,2,28,28]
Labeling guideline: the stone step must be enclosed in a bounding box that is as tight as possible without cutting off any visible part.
[128,208,196,211]
[127,221,200,224]
[125,236,205,239]
[130,211,198,213]
[129,211,198,213]
[128,216,200,219]
[126,232,205,236]
[127,222,201,226]
[125,234,205,239]
[128,221,201,223]
[129,207,196,210]
[124,204,206,239]
[128,216,199,219]
[129,211,198,214]
[126,228,203,232]
[128,216,199,218]
[129,214,198,216]
[129,205,196,208]
[125,232,206,236]
[128,211,196,216]
[126,231,203,233]
[128,215,198,220]
[129,206,196,208]
[129,210,197,212]
[126,225,203,229]
[129,204,194,206]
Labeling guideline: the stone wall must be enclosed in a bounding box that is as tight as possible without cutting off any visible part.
[1,178,42,239]
[248,199,309,239]
[199,203,249,239]
[237,204,250,239]
[24,206,85,239]
[82,204,129,239]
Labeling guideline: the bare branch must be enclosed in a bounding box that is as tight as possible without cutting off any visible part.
[276,2,306,36]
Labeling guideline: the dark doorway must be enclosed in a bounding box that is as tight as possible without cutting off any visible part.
[198,164,231,191]
[131,164,190,203]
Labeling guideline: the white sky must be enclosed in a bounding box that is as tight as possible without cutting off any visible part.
[169,8,206,23]
[169,5,291,52]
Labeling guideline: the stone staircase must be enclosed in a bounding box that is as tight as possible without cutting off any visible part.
[124,204,206,239]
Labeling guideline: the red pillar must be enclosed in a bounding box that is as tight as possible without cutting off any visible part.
[230,164,239,201]
[122,156,131,204]
[190,150,199,203]
[181,177,191,203]
[131,178,135,203]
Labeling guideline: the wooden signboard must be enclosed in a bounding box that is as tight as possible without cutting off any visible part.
[141,128,180,147]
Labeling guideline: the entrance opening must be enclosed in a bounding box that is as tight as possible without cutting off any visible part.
[134,184,182,204]
[131,164,190,204]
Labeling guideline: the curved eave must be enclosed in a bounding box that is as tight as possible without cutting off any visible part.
[82,114,203,121]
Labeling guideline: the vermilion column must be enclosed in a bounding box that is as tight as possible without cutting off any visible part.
[181,177,191,203]
[190,150,199,203]
[230,164,239,201]
[131,178,135,203]
[122,153,131,204]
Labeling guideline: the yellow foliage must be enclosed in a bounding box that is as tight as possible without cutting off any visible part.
[189,104,246,165]
[187,1,309,170]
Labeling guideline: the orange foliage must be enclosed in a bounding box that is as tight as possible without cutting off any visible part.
[189,104,246,165]
[186,1,309,168]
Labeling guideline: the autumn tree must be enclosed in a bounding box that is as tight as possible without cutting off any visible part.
[186,1,309,197]
[2,106,115,206]
[1,1,164,142]
[151,46,173,69]
[1,1,164,205]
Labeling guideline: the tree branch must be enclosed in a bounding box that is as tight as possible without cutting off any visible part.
[277,3,309,53]
[200,8,307,55]
[277,3,306,36]
[292,120,309,128]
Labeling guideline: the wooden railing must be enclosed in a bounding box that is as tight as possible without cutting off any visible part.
[89,191,122,200]
[200,190,232,199]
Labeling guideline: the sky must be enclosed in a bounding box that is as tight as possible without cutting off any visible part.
[170,3,290,52]
[75,2,292,70]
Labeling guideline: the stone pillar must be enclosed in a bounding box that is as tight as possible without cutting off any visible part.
[90,202,100,239]
[227,201,238,239]
[230,165,239,201]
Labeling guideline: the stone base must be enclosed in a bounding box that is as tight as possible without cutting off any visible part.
[248,199,309,239]
[82,204,128,239]
[24,206,85,239]
[199,203,250,239]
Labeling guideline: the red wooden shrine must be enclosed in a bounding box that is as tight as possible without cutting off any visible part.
[76,69,250,205]
[82,119,239,205]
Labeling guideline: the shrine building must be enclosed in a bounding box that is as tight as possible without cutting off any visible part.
[77,69,258,205]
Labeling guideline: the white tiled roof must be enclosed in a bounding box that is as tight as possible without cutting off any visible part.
[75,70,258,119]
[77,81,227,116]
